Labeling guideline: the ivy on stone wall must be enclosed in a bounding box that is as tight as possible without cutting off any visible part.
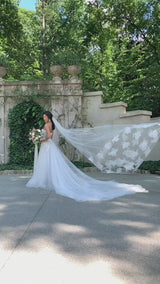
[8,100,44,166]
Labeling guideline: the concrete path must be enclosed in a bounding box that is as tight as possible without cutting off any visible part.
[0,172,160,284]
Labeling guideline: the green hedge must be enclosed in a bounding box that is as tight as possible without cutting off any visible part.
[8,100,44,166]
[139,160,160,173]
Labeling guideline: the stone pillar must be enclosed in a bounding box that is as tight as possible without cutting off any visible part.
[50,80,83,128]
[63,81,83,128]
[50,79,83,160]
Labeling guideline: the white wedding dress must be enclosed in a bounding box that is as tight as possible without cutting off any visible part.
[26,130,147,202]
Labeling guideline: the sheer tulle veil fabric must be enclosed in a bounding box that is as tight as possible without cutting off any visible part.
[25,117,160,202]
[52,118,160,173]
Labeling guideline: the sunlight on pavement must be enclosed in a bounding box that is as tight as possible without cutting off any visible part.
[126,231,160,249]
[0,247,125,284]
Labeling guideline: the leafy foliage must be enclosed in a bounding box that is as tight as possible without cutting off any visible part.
[7,8,43,80]
[8,100,44,165]
[0,0,22,43]
[1,0,160,115]
[139,160,160,173]
[0,54,9,67]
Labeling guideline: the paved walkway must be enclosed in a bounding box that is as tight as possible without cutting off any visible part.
[0,172,160,284]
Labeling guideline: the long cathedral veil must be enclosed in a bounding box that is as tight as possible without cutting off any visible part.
[53,118,160,173]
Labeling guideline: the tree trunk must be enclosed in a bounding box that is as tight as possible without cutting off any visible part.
[42,0,46,75]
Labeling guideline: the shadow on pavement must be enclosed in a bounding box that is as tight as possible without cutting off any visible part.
[0,173,160,284]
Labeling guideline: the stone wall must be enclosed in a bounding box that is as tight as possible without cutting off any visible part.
[0,78,159,164]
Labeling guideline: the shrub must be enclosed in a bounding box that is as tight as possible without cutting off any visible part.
[8,100,44,166]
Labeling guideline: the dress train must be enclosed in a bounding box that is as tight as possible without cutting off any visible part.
[26,138,147,202]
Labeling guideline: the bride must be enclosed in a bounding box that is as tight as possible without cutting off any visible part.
[26,111,147,201]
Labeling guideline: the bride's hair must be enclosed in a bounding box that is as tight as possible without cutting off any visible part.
[43,111,55,130]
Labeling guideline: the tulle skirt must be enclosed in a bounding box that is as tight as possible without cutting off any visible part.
[26,139,147,201]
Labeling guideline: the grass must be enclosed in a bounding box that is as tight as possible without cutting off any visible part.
[0,161,93,171]
[72,161,94,168]
[0,161,159,173]
[0,164,33,171]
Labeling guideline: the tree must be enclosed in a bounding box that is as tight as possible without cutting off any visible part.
[103,0,160,116]
[36,0,86,73]
[9,8,42,80]
[0,0,22,57]
[1,0,159,116]
[0,0,22,42]
[83,0,160,116]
